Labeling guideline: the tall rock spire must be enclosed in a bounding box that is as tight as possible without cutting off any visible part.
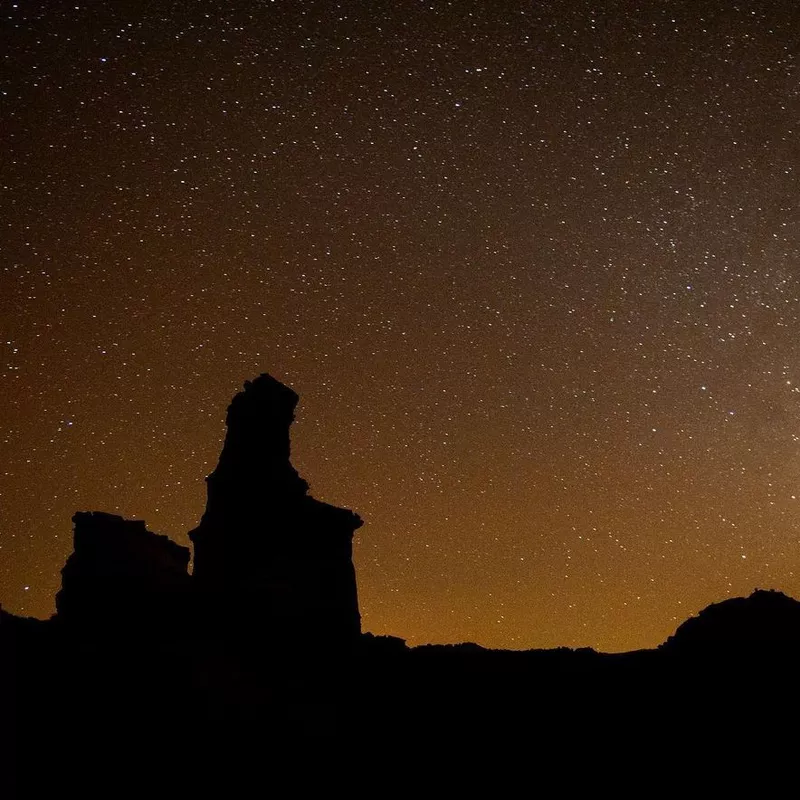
[190,374,363,645]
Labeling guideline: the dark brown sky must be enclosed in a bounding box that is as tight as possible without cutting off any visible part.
[2,0,798,651]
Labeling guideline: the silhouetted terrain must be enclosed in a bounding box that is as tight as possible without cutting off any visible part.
[3,375,799,795]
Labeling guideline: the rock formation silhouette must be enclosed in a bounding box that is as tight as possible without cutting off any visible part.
[190,374,363,647]
[46,375,363,649]
[55,511,190,634]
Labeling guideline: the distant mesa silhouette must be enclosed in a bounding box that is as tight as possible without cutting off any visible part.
[661,588,800,656]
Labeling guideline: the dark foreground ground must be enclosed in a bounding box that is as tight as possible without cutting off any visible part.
[5,612,799,797]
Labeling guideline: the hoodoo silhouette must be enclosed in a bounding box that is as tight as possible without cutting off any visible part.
[190,374,363,646]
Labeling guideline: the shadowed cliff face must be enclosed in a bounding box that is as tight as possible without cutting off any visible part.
[190,374,363,644]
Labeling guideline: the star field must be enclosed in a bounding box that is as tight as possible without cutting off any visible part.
[1,0,798,651]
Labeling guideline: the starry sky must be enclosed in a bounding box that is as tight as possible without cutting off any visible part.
[2,0,798,652]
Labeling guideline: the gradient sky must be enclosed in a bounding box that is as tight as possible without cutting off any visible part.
[2,0,798,651]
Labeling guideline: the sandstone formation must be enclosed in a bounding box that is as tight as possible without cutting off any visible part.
[190,374,363,646]
[55,511,191,632]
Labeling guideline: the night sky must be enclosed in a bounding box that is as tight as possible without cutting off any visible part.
[2,0,798,652]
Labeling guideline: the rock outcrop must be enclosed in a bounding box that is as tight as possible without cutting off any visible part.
[190,374,363,647]
[55,511,191,633]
